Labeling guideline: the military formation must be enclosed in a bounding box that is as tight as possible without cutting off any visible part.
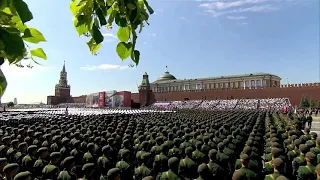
[0,109,317,180]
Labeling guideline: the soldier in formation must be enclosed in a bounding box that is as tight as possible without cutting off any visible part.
[0,109,318,180]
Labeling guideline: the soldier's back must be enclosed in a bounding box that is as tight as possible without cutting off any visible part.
[297,165,316,180]
[135,164,152,180]
[57,170,77,180]
[159,170,181,180]
[234,167,258,180]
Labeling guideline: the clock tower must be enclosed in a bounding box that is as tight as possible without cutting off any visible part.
[139,72,152,107]
[55,61,71,102]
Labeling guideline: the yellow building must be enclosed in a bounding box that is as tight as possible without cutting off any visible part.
[150,71,281,93]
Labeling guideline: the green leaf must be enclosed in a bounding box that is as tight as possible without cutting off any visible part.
[90,24,104,44]
[22,28,46,44]
[73,15,91,35]
[143,0,154,14]
[94,17,100,28]
[0,28,25,63]
[117,26,130,42]
[30,48,47,60]
[127,3,136,10]
[107,10,115,25]
[93,0,99,11]
[10,16,27,32]
[116,42,132,60]
[2,7,12,15]
[2,27,20,34]
[0,12,13,25]
[0,0,7,11]
[131,30,137,49]
[96,8,107,26]
[70,0,80,15]
[87,38,101,54]
[0,58,4,66]
[106,0,114,6]
[115,13,127,27]
[107,6,113,15]
[131,50,140,65]
[75,15,87,27]
[96,0,105,7]
[0,69,7,97]
[12,0,33,23]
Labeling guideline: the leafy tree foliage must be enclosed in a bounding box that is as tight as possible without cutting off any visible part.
[304,96,310,108]
[310,99,315,109]
[300,96,310,109]
[0,0,48,97]
[70,0,153,64]
[318,100,320,109]
[0,0,154,97]
[299,96,305,108]
[7,101,14,107]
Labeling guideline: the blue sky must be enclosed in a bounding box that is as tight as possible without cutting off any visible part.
[1,0,319,103]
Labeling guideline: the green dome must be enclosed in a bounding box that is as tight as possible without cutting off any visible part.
[156,71,176,82]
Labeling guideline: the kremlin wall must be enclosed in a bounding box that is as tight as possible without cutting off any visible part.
[132,82,320,108]
[133,71,320,108]
[47,63,320,108]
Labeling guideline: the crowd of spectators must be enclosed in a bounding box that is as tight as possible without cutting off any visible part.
[234,99,259,110]
[197,100,220,110]
[215,100,238,110]
[151,98,291,111]
[259,98,290,110]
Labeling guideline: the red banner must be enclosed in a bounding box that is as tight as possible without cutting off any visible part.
[98,92,105,107]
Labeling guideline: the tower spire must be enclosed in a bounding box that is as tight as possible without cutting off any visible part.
[62,60,66,72]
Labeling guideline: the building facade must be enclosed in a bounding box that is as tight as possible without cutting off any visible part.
[134,71,320,107]
[150,71,281,93]
[47,62,86,105]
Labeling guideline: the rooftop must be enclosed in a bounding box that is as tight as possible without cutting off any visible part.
[151,72,281,84]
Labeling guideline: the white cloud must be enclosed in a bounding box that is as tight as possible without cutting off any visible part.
[1,61,54,79]
[148,33,156,37]
[199,0,280,17]
[231,5,278,13]
[199,0,265,10]
[80,64,129,71]
[179,17,191,23]
[101,33,118,44]
[103,33,117,38]
[227,16,247,20]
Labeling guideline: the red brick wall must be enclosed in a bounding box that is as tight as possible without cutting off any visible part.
[140,83,320,107]
[47,96,58,105]
[72,96,87,103]
[131,93,139,103]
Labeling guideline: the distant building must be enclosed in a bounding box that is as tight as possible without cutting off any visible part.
[149,71,281,92]
[47,62,86,105]
[13,98,17,105]
[132,70,320,107]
